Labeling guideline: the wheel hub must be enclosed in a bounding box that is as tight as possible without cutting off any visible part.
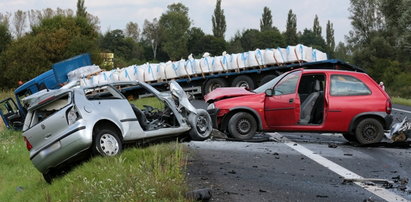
[196,115,208,134]
[100,134,119,156]
[237,119,251,134]
[363,124,377,141]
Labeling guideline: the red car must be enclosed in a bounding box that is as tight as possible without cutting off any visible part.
[205,69,393,145]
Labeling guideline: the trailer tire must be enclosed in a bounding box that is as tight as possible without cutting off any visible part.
[259,75,277,86]
[203,78,227,96]
[231,75,255,90]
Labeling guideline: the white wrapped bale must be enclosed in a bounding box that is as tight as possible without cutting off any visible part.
[227,53,240,70]
[144,63,160,82]
[264,49,278,65]
[221,54,230,70]
[238,52,248,68]
[129,65,145,82]
[199,56,212,73]
[295,44,313,62]
[157,63,167,80]
[80,76,94,87]
[118,67,132,81]
[246,51,259,67]
[312,49,328,61]
[105,69,120,82]
[185,54,198,75]
[254,49,264,66]
[286,46,298,62]
[164,61,178,79]
[277,48,288,63]
[211,56,225,72]
[67,65,101,81]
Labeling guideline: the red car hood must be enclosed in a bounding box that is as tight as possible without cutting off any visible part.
[204,87,255,103]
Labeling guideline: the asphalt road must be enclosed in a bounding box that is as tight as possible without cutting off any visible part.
[186,102,411,201]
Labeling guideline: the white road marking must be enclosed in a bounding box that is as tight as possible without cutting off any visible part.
[269,132,408,202]
[393,108,411,114]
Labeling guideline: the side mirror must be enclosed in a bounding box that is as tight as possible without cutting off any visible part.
[265,89,273,97]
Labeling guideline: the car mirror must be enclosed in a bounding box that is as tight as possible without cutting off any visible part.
[265,89,273,97]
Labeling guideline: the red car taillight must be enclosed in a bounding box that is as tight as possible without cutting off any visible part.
[386,99,392,114]
[23,136,33,151]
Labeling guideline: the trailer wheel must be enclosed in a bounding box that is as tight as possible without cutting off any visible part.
[259,75,277,86]
[203,78,227,95]
[231,75,255,90]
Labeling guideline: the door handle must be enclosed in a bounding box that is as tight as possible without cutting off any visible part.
[289,98,294,103]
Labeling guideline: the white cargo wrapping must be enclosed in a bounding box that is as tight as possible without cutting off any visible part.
[80,76,93,86]
[67,65,101,81]
[118,67,132,81]
[246,51,259,67]
[312,49,328,61]
[130,65,145,82]
[238,52,248,68]
[144,63,159,82]
[157,63,167,80]
[107,69,120,82]
[185,57,197,75]
[173,59,187,77]
[295,44,313,62]
[286,46,298,62]
[211,56,225,72]
[277,48,287,63]
[199,56,212,73]
[273,49,284,64]
[254,49,264,66]
[228,53,239,70]
[264,48,284,65]
[164,61,177,79]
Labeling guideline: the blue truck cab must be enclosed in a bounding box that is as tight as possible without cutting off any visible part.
[0,53,92,130]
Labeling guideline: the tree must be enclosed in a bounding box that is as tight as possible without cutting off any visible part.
[13,10,27,38]
[326,20,335,57]
[260,7,273,31]
[299,29,326,51]
[99,29,143,64]
[1,15,99,88]
[187,27,206,56]
[0,23,12,53]
[142,18,161,60]
[212,0,226,38]
[125,22,140,42]
[313,15,322,37]
[76,0,87,18]
[159,3,191,60]
[284,9,297,45]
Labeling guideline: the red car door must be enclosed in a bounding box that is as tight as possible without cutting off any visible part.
[264,71,301,127]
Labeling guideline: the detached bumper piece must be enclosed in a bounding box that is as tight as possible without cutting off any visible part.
[207,108,219,129]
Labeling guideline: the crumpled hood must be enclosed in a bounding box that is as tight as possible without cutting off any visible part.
[204,87,255,103]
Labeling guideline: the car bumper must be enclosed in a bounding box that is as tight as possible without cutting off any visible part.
[207,108,219,129]
[30,125,92,173]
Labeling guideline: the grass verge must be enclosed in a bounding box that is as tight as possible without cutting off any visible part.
[392,97,411,107]
[0,129,189,201]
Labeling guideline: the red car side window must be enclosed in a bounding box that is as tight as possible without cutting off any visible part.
[330,74,371,96]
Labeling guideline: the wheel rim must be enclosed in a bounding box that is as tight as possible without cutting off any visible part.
[195,115,209,137]
[99,134,119,156]
[237,118,251,135]
[208,83,222,93]
[236,81,249,88]
[362,123,378,141]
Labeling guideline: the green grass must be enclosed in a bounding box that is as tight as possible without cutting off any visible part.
[0,129,189,201]
[129,96,165,110]
[392,96,411,107]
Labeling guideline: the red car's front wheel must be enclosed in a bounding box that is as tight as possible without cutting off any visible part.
[228,112,257,140]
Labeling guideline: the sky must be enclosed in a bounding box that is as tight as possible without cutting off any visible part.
[0,0,352,43]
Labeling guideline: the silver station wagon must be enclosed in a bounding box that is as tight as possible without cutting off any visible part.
[22,81,212,183]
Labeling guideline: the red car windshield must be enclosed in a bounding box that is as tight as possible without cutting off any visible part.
[253,73,287,94]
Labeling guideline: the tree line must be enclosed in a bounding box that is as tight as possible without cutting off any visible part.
[0,0,409,98]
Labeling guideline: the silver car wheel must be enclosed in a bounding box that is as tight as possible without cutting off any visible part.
[99,133,120,156]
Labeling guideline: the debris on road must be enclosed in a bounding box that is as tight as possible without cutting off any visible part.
[328,143,338,148]
[185,188,212,201]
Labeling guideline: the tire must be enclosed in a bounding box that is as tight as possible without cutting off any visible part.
[203,78,228,96]
[355,118,384,145]
[93,128,122,156]
[188,109,212,141]
[342,133,357,142]
[43,172,54,184]
[259,74,277,86]
[227,112,257,140]
[231,75,255,90]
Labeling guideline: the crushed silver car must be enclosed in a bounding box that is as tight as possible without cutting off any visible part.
[22,80,212,183]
